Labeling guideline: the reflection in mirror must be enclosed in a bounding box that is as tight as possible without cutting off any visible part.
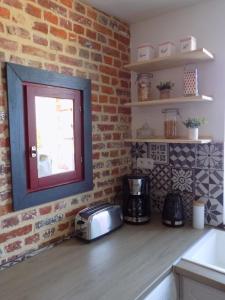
[35,97,75,178]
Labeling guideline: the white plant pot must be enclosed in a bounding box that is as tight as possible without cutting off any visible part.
[188,128,199,140]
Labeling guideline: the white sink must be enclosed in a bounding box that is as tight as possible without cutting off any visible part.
[182,229,225,274]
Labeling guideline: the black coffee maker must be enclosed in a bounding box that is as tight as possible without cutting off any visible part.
[123,175,150,224]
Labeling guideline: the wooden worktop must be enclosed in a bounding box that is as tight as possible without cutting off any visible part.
[0,216,207,300]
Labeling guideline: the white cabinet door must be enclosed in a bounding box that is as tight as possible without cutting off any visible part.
[144,273,178,300]
[182,276,225,300]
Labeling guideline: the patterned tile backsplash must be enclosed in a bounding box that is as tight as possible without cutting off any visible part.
[130,142,224,227]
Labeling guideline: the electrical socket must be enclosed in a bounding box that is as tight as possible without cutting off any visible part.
[137,158,154,170]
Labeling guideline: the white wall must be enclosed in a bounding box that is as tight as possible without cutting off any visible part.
[130,0,225,142]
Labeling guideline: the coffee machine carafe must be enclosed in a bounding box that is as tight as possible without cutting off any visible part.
[123,175,150,224]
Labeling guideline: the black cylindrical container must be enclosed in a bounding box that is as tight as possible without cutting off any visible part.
[162,192,185,227]
[123,175,151,224]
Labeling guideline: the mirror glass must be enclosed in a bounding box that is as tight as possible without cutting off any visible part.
[35,97,75,178]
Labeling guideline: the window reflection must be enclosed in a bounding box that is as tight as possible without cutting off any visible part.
[35,97,75,178]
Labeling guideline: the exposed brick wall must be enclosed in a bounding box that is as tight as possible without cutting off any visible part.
[0,0,131,265]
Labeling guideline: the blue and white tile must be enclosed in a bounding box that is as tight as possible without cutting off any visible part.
[149,143,168,165]
[181,192,195,221]
[196,143,224,170]
[130,142,148,159]
[171,168,194,193]
[194,169,209,197]
[169,144,196,168]
[150,165,171,192]
[209,169,223,205]
[151,190,167,213]
[205,198,223,226]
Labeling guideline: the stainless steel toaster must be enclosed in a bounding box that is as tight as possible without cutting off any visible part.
[75,203,123,241]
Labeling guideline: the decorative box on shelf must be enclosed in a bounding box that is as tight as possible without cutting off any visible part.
[158,41,176,58]
[180,36,197,53]
[137,44,155,61]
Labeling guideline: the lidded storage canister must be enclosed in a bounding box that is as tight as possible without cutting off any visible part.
[137,73,153,101]
[162,108,179,139]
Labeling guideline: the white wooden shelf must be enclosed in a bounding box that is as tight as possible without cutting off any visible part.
[124,48,214,72]
[124,95,213,107]
[124,138,212,144]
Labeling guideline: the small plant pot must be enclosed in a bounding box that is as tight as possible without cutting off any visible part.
[188,128,199,140]
[160,89,171,99]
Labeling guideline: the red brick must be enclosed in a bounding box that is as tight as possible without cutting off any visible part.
[25,233,40,245]
[3,0,22,9]
[86,29,96,40]
[114,32,129,45]
[69,11,92,27]
[5,240,22,253]
[58,222,69,231]
[26,4,41,18]
[101,75,110,84]
[0,37,18,51]
[59,55,82,67]
[102,46,120,58]
[1,216,19,228]
[99,65,117,77]
[94,191,103,199]
[112,78,119,86]
[87,7,97,20]
[65,45,76,55]
[93,22,112,36]
[61,66,73,76]
[73,24,84,35]
[50,40,63,51]
[50,26,67,39]
[38,0,67,17]
[0,225,32,243]
[44,11,58,25]
[98,124,114,131]
[79,36,101,51]
[108,38,117,48]
[103,105,117,114]
[103,55,113,65]
[39,205,52,215]
[45,63,59,72]
[22,209,37,221]
[118,106,130,114]
[101,85,114,95]
[65,206,85,218]
[75,2,85,14]
[93,134,101,142]
[60,18,72,31]
[33,35,48,46]
[111,168,119,175]
[0,7,10,19]
[68,33,77,42]
[60,0,72,8]
[0,203,12,217]
[92,104,102,112]
[114,59,122,68]
[93,152,100,160]
[32,22,48,34]
[22,45,55,60]
[119,70,130,79]
[7,25,30,39]
[99,95,108,103]
[91,93,98,102]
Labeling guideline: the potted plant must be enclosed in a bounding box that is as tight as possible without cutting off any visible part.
[156,81,174,99]
[183,117,207,140]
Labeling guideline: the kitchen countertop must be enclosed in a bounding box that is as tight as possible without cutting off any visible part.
[0,215,208,300]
